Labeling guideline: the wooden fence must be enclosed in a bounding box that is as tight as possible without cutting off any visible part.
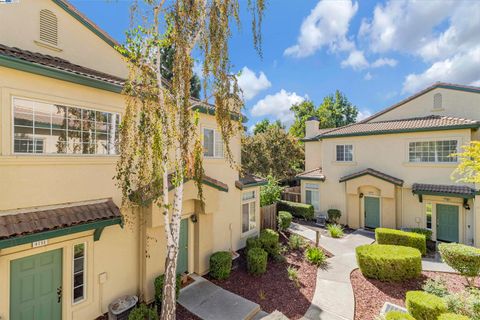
[281,186,301,203]
[260,203,277,230]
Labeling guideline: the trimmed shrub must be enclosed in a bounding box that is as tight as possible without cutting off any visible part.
[246,236,262,251]
[406,291,448,320]
[247,247,268,275]
[438,243,480,287]
[305,246,326,266]
[356,244,421,282]
[154,274,181,306]
[444,289,480,318]
[437,313,471,320]
[384,311,415,320]
[327,209,341,223]
[278,211,293,231]
[376,228,426,256]
[403,227,433,241]
[209,251,232,280]
[288,234,306,250]
[259,229,280,257]
[128,304,158,320]
[422,278,449,297]
[277,200,314,220]
[327,224,344,238]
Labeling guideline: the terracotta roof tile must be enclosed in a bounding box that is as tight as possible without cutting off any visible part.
[412,183,477,197]
[0,199,121,240]
[296,167,325,181]
[339,168,404,186]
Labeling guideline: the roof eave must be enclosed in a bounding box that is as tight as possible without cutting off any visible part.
[339,172,403,186]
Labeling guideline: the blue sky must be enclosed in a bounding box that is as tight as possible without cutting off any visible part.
[71,0,480,130]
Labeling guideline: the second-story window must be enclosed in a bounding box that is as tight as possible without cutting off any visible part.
[13,97,119,155]
[336,144,353,162]
[203,128,224,158]
[408,140,457,163]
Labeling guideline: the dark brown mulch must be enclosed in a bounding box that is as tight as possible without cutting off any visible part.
[351,269,479,320]
[206,236,319,320]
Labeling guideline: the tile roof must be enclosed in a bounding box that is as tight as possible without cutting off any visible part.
[296,168,326,181]
[0,199,121,240]
[412,183,477,198]
[0,44,125,86]
[339,168,404,186]
[309,115,480,140]
[235,174,267,189]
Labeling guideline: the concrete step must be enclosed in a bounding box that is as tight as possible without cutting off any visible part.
[251,310,269,320]
[259,310,289,320]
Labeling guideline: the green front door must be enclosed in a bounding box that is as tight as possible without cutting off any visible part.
[10,249,62,320]
[437,204,459,243]
[177,218,189,274]
[364,196,380,229]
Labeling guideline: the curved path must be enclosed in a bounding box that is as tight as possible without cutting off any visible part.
[289,223,453,320]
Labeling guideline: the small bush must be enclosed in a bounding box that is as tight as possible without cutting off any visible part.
[439,243,480,287]
[209,251,232,280]
[277,200,314,220]
[356,244,421,282]
[406,291,447,320]
[327,224,344,238]
[246,236,262,251]
[259,229,280,257]
[288,234,306,250]
[305,246,326,266]
[376,228,426,256]
[444,289,480,318]
[154,274,181,306]
[327,209,341,223]
[422,277,449,297]
[403,227,433,241]
[437,313,471,320]
[384,311,415,320]
[247,247,268,275]
[278,211,293,231]
[287,266,299,287]
[128,304,158,320]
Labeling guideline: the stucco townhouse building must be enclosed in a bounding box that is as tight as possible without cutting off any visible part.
[299,83,480,247]
[0,1,265,319]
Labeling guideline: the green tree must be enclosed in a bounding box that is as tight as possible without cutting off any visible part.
[289,100,316,138]
[242,126,304,181]
[452,141,480,183]
[260,175,283,206]
[253,119,284,135]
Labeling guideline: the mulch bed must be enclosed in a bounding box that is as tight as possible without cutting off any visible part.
[206,233,320,319]
[351,269,479,320]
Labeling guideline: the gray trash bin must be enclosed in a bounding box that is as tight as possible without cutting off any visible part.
[108,295,138,320]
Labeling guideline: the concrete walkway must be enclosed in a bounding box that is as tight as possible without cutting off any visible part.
[178,275,262,320]
[289,222,454,320]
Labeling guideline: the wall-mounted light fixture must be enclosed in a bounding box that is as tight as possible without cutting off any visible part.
[190,214,198,223]
[463,199,470,210]
[359,193,364,198]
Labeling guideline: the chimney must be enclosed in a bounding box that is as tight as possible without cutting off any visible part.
[305,116,320,138]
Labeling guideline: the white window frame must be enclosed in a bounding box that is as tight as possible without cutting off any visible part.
[241,190,257,235]
[335,144,354,162]
[305,183,320,213]
[72,242,87,305]
[202,127,224,158]
[11,96,120,156]
[407,139,458,163]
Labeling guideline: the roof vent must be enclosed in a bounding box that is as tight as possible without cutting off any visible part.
[433,93,442,110]
[40,9,58,46]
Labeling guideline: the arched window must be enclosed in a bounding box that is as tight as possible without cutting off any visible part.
[40,9,58,46]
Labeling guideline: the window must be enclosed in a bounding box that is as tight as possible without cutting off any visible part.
[408,140,457,163]
[336,144,353,162]
[73,243,86,303]
[305,183,320,212]
[242,191,256,233]
[425,203,432,229]
[13,98,119,155]
[203,128,224,158]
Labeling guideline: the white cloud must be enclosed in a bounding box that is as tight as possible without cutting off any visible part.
[357,109,372,121]
[250,90,306,124]
[237,67,272,100]
[284,0,358,58]
[371,58,397,68]
[341,50,369,70]
[364,72,373,81]
[402,46,480,94]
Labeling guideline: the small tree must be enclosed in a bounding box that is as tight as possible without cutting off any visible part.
[260,175,283,206]
[452,141,480,183]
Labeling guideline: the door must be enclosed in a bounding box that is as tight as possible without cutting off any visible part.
[437,204,459,243]
[10,249,62,320]
[364,196,380,229]
[177,218,189,274]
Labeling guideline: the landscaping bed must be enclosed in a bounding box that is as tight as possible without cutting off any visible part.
[350,269,479,320]
[206,234,319,319]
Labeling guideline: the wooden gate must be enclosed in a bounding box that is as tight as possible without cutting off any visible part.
[281,186,301,203]
[260,203,277,230]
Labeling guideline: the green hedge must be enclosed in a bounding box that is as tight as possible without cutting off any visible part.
[154,274,181,306]
[406,291,448,320]
[437,313,471,320]
[247,247,268,275]
[209,251,232,280]
[246,236,262,251]
[259,229,280,257]
[384,311,415,320]
[128,304,158,320]
[277,200,314,220]
[278,211,293,230]
[376,228,426,255]
[327,209,341,223]
[403,227,433,241]
[438,243,480,285]
[356,244,422,282]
